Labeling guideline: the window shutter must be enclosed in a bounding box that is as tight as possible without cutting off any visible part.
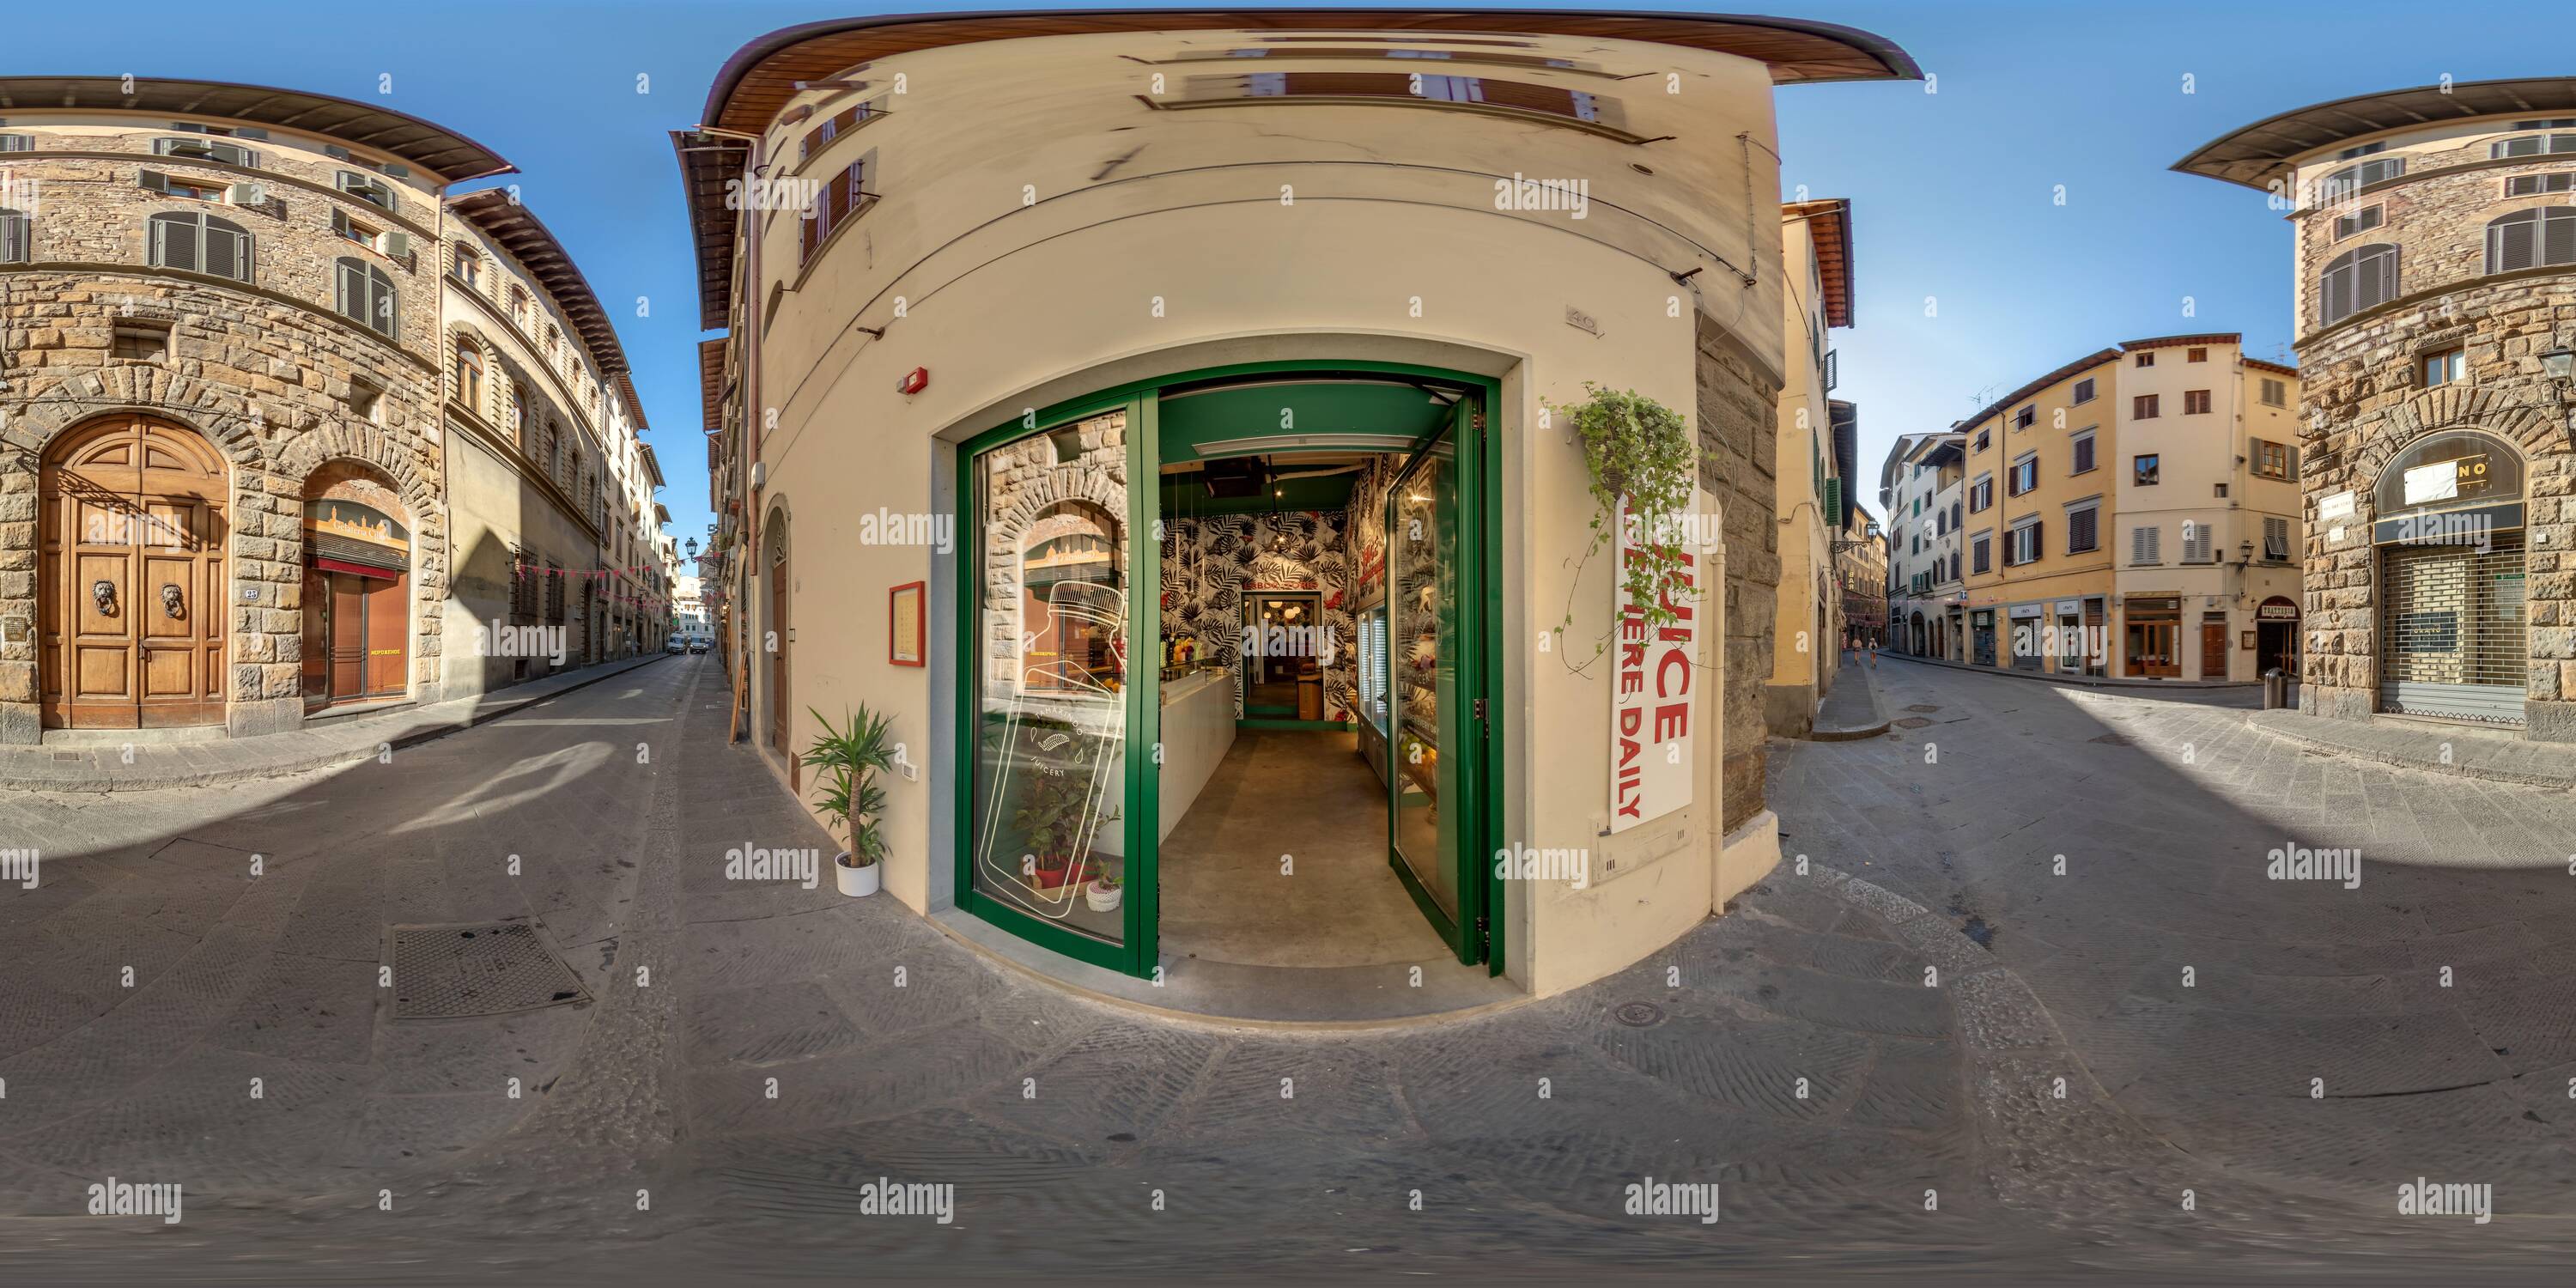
[234,127,268,140]
[2285,444,2299,479]
[138,168,167,193]
[2027,521,2042,563]
[2494,214,2537,272]
[1822,477,1841,526]
[383,230,409,258]
[225,181,263,207]
[153,214,197,272]
[2131,526,2154,564]
[2370,246,2397,307]
[201,217,241,281]
[384,163,410,179]
[2321,263,2349,322]
[2547,210,2576,267]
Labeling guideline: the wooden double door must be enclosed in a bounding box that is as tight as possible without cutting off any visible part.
[38,416,228,729]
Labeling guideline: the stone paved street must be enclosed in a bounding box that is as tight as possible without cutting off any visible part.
[3,653,2574,1282]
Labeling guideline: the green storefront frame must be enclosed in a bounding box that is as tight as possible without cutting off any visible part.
[951,359,1505,980]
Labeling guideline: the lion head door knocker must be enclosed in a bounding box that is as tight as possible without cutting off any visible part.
[92,580,118,617]
[161,584,185,620]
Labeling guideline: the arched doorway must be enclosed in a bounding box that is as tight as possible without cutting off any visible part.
[1908,610,1926,656]
[2373,429,2527,725]
[298,464,414,711]
[39,414,228,729]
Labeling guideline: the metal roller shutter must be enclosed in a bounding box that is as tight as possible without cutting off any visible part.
[2379,533,2526,723]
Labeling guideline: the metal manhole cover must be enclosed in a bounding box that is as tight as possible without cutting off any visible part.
[1893,717,1932,729]
[387,922,591,1020]
[2089,733,2129,745]
[1905,704,1942,714]
[1613,1002,1666,1028]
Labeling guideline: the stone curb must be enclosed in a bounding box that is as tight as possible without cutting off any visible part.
[1807,660,1892,741]
[1880,652,2261,692]
[0,654,673,793]
[2245,708,2576,791]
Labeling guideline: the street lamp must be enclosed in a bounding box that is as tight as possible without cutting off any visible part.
[2543,348,2576,448]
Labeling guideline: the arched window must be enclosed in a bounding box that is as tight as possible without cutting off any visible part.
[452,242,480,288]
[0,206,27,264]
[454,338,483,412]
[2318,243,2397,325]
[544,422,562,482]
[149,210,251,282]
[508,381,529,439]
[334,257,396,336]
[2485,207,2576,274]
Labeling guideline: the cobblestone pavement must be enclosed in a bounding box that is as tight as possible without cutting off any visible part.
[1,654,2571,1282]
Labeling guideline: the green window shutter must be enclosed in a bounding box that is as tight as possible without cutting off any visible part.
[1823,477,1842,527]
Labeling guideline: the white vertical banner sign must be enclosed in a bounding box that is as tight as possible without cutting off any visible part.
[1610,497,1699,832]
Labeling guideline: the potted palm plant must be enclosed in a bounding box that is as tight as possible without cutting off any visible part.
[805,706,896,897]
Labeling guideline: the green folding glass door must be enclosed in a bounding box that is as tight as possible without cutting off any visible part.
[1384,392,1492,967]
[955,395,1160,975]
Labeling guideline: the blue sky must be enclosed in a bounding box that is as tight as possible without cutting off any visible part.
[12,0,2574,541]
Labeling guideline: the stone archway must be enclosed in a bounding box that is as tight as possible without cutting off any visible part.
[298,460,417,710]
[0,371,280,742]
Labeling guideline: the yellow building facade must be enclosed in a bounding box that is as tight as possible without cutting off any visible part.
[1959,347,2121,674]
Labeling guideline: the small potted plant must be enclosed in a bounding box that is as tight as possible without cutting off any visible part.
[1084,871,1123,914]
[804,705,896,897]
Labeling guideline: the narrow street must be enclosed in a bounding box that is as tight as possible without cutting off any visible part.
[2,654,2571,1280]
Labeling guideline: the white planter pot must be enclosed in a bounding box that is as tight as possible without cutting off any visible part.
[1084,884,1122,913]
[835,853,881,897]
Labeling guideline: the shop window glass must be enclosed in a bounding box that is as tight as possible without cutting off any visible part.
[969,411,1131,946]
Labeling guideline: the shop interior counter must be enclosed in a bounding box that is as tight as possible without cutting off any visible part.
[1157,666,1236,841]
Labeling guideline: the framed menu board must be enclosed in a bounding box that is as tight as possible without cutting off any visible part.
[890,580,925,666]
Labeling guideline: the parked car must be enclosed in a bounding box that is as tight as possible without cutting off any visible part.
[665,637,687,654]
[688,637,709,654]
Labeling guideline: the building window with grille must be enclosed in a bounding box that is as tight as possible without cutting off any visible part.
[154,136,257,167]
[2251,438,2293,480]
[2073,377,2096,404]
[2491,133,2576,159]
[2485,207,2576,274]
[2263,516,2292,562]
[2133,393,2160,419]
[2071,431,2097,475]
[2333,204,2384,239]
[336,170,396,210]
[2065,502,2099,555]
[2184,389,2212,415]
[2135,351,2154,368]
[800,157,875,266]
[455,339,483,413]
[2318,157,2403,202]
[2260,377,2288,407]
[149,210,252,282]
[2003,519,2042,567]
[2320,243,2398,325]
[2130,525,2161,566]
[1971,533,1991,575]
[2506,173,2576,197]
[334,257,396,336]
[0,206,27,264]
[0,133,31,153]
